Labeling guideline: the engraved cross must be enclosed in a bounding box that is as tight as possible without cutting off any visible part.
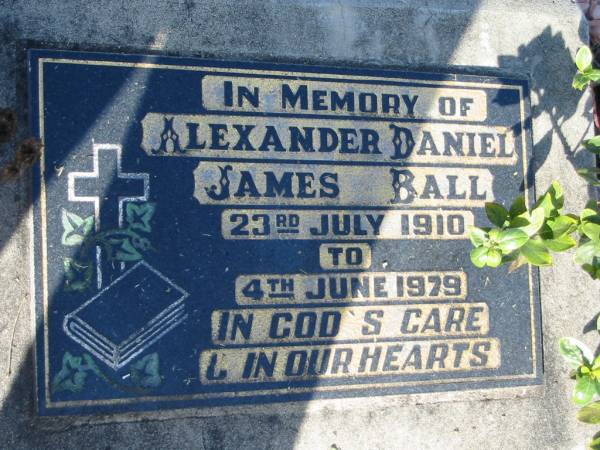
[68,143,149,287]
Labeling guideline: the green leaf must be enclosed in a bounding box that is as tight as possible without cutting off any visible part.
[576,46,594,72]
[126,202,155,233]
[587,200,599,212]
[519,239,553,266]
[501,252,519,263]
[588,69,600,82]
[582,263,600,280]
[583,222,600,241]
[584,136,600,154]
[548,181,564,211]
[470,246,487,268]
[486,248,502,268]
[489,228,500,241]
[575,375,597,406]
[575,240,600,265]
[469,227,488,247]
[538,222,554,240]
[130,353,161,388]
[496,229,529,253]
[584,143,600,155]
[534,194,553,219]
[534,181,564,217]
[560,337,591,369]
[585,136,600,147]
[509,216,530,228]
[578,168,600,186]
[470,246,502,268]
[579,402,600,424]
[114,238,142,262]
[485,203,508,227]
[519,207,545,237]
[547,215,578,237]
[583,201,600,219]
[543,234,577,252]
[573,73,590,90]
[509,196,527,219]
[589,435,600,450]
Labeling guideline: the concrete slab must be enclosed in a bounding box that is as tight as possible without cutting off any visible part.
[0,0,596,448]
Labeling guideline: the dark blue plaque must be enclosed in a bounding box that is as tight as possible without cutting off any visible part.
[29,49,541,416]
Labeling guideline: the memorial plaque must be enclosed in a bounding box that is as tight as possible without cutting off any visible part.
[29,50,542,416]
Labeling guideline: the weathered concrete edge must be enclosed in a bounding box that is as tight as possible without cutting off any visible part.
[32,384,544,426]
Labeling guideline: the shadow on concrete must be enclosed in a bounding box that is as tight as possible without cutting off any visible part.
[498,24,596,200]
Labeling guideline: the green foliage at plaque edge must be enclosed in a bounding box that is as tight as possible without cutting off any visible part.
[473,45,600,450]
[60,202,156,292]
[570,45,600,450]
[469,181,600,278]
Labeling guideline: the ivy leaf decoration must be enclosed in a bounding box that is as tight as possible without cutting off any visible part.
[61,209,94,246]
[63,258,93,292]
[114,238,142,262]
[63,258,77,282]
[125,203,155,233]
[130,353,162,388]
[51,352,89,394]
[82,353,102,377]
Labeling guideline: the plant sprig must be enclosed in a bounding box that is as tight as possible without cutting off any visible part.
[472,44,600,450]
[573,46,600,90]
[468,181,600,276]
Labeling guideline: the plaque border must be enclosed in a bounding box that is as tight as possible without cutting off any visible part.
[28,49,541,414]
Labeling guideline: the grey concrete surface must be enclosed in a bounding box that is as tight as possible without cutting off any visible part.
[0,0,597,448]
